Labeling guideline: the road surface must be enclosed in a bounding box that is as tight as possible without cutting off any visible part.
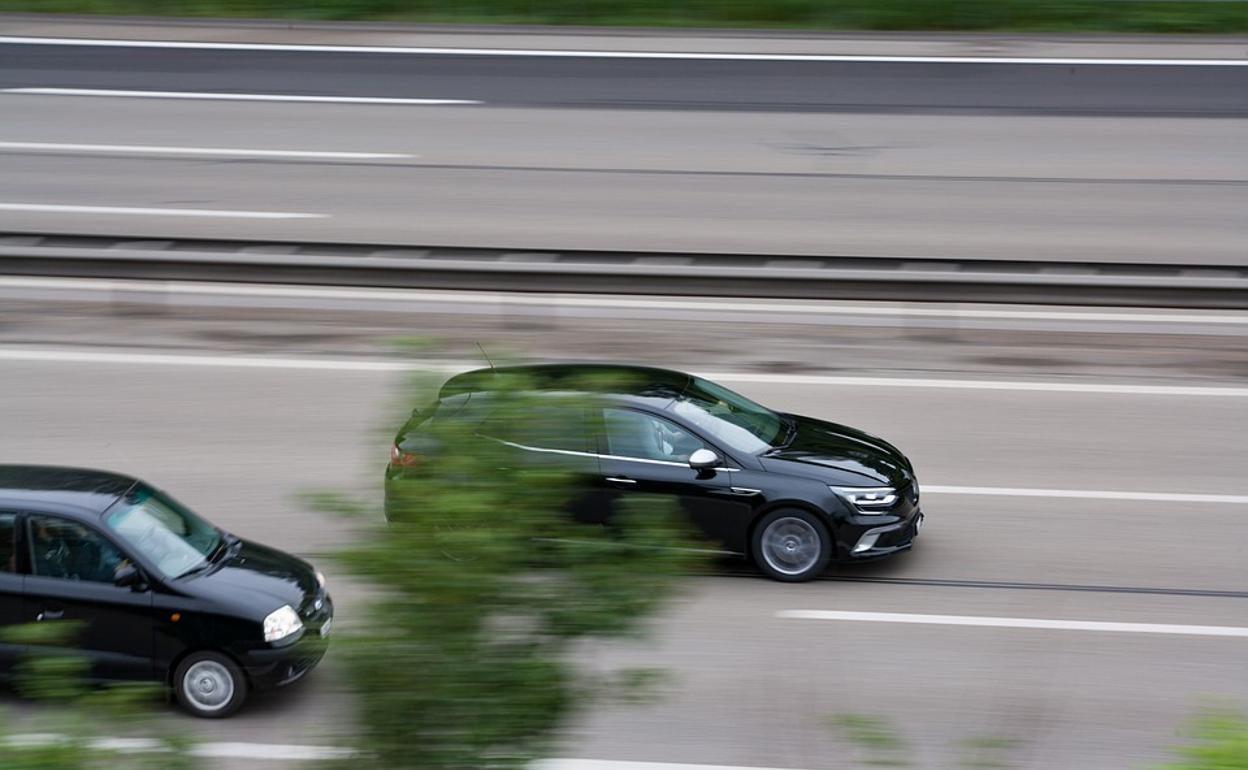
[1,288,1245,769]
[1,32,1246,263]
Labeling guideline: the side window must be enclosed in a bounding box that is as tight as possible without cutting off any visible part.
[480,404,588,453]
[27,515,127,584]
[603,408,703,463]
[0,513,16,573]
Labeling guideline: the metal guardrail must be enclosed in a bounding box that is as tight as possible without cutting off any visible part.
[2,233,1245,308]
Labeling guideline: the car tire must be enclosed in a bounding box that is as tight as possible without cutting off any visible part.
[751,508,832,582]
[174,651,248,719]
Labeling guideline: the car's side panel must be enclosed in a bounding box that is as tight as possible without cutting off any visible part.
[598,455,750,551]
[22,574,157,681]
[0,511,24,675]
[592,406,756,554]
[716,469,854,556]
[150,590,241,683]
[20,512,158,682]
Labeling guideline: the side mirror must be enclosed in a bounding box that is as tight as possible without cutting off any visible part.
[688,448,720,470]
[114,563,145,591]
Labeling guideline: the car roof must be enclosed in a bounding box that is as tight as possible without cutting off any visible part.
[0,465,137,517]
[439,363,693,404]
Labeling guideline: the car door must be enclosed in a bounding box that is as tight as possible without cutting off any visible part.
[0,511,25,673]
[478,401,613,526]
[596,407,751,552]
[21,513,156,682]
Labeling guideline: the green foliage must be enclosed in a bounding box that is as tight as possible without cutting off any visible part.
[825,715,1025,769]
[320,367,700,770]
[2,0,1246,33]
[958,736,1023,769]
[1,621,90,702]
[0,621,199,770]
[826,713,913,767]
[1159,706,1248,769]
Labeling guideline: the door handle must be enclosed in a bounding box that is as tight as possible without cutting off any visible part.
[37,610,65,621]
[605,477,637,485]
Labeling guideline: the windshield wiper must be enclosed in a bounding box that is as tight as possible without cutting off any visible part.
[774,415,798,449]
[208,532,240,563]
[174,560,214,580]
[174,534,236,580]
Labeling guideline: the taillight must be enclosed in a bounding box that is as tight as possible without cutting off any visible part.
[390,444,423,468]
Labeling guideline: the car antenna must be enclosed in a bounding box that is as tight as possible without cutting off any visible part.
[475,342,496,370]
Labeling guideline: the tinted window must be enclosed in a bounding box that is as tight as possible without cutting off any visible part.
[604,408,703,463]
[105,487,221,580]
[0,513,16,573]
[669,378,785,454]
[480,403,588,453]
[27,516,127,584]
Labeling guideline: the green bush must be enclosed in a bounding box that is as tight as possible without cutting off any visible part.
[0,621,199,770]
[319,365,701,770]
[1160,706,1248,769]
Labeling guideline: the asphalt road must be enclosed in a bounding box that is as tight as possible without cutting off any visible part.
[2,35,1248,263]
[2,25,1246,768]
[5,42,1248,115]
[2,97,1246,263]
[1,316,1245,768]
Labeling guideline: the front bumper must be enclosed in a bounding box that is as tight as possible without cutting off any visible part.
[845,510,923,560]
[241,593,333,690]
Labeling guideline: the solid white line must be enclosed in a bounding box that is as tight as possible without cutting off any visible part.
[0,141,413,159]
[1,347,1246,398]
[0,349,406,371]
[1,36,1245,66]
[777,610,1248,638]
[923,485,1248,505]
[0,203,324,219]
[2,88,480,105]
[0,276,1241,326]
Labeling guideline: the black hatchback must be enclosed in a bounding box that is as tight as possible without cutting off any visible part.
[387,364,923,582]
[0,466,332,718]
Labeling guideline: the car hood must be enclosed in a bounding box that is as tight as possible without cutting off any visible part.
[761,414,913,487]
[185,538,318,614]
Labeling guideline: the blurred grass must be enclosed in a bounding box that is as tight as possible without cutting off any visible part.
[0,620,199,770]
[1,0,1247,33]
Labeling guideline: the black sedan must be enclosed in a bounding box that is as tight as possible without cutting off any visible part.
[386,364,923,582]
[0,466,332,717]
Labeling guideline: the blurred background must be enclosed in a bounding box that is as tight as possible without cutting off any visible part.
[0,1,1246,768]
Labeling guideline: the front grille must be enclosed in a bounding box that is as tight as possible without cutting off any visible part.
[299,589,330,621]
[875,526,911,549]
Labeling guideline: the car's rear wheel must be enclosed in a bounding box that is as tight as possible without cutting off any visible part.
[752,509,832,582]
[174,651,247,718]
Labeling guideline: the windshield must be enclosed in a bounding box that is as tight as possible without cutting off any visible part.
[105,487,223,579]
[669,378,786,454]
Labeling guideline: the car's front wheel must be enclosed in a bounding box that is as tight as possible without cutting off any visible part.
[752,509,832,582]
[174,651,248,718]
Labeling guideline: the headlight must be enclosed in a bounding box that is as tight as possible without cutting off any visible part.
[831,486,898,513]
[315,571,326,589]
[263,604,304,643]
